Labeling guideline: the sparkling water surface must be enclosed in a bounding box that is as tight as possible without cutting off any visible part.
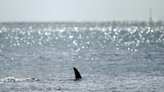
[0,21,164,92]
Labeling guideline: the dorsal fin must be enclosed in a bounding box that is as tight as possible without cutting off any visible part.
[73,67,82,81]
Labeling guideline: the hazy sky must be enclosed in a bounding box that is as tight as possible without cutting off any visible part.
[0,0,164,22]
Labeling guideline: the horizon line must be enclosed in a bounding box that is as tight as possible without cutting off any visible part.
[0,19,163,23]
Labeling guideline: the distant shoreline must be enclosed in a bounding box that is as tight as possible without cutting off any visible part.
[0,20,163,27]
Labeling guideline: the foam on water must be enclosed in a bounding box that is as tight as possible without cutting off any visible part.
[0,21,164,91]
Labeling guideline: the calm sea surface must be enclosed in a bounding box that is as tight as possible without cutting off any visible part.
[0,21,164,92]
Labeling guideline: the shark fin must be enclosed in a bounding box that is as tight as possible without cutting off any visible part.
[73,67,82,81]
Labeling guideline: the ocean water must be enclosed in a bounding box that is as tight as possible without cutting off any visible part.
[0,21,164,92]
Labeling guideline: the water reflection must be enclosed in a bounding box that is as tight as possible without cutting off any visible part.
[0,21,163,50]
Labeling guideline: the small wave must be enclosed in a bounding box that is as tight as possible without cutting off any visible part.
[0,77,73,83]
[0,77,39,83]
